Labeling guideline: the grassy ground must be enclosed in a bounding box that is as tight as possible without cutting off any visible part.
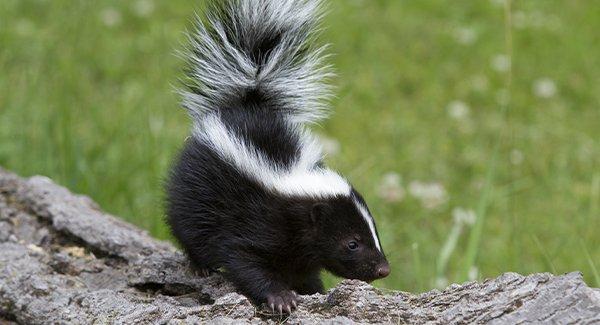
[1,0,598,292]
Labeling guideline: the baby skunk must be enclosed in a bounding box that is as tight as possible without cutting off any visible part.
[166,0,389,313]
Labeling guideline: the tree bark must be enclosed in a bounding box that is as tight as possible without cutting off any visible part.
[1,167,598,324]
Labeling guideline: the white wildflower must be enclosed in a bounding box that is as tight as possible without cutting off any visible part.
[513,11,527,29]
[100,8,122,27]
[437,207,475,284]
[435,277,449,289]
[489,0,506,7]
[491,54,511,73]
[470,75,489,92]
[437,212,463,282]
[510,149,524,165]
[452,207,476,226]
[148,116,164,135]
[377,172,405,203]
[15,19,35,36]
[530,11,547,29]
[544,15,562,31]
[468,266,479,281]
[454,27,477,45]
[533,78,557,98]
[577,139,594,163]
[133,0,155,17]
[316,134,341,157]
[409,181,448,210]
[447,100,470,120]
[514,11,562,31]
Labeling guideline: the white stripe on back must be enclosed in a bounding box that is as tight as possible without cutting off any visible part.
[193,115,351,198]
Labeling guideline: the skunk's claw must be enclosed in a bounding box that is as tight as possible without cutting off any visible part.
[266,290,298,314]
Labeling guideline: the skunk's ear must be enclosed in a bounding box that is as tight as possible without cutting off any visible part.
[310,203,331,225]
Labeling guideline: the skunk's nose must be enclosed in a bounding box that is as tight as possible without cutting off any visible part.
[375,262,390,279]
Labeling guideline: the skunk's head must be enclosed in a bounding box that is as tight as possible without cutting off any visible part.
[309,189,390,282]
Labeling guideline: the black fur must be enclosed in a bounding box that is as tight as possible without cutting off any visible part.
[166,0,389,313]
[167,135,389,309]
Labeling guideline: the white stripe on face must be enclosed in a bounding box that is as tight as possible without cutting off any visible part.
[354,200,382,252]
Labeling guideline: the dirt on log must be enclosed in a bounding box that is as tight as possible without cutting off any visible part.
[0,167,599,324]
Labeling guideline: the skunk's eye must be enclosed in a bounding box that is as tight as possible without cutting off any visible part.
[347,241,359,251]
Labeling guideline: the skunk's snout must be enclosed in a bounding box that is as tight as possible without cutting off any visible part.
[375,262,390,279]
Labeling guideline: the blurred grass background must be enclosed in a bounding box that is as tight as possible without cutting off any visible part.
[1,0,598,292]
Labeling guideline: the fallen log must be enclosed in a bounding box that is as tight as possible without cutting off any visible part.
[1,167,599,324]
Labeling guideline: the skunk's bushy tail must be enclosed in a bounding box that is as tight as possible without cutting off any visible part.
[181,0,331,125]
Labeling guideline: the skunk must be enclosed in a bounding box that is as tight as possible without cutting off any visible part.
[166,0,389,313]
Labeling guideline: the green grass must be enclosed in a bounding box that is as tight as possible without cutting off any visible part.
[1,0,599,292]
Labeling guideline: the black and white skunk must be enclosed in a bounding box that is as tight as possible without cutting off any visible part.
[166,0,389,313]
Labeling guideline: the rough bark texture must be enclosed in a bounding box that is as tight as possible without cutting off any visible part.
[1,167,599,324]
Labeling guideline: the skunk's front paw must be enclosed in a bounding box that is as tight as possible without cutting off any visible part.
[192,267,214,277]
[266,290,298,314]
